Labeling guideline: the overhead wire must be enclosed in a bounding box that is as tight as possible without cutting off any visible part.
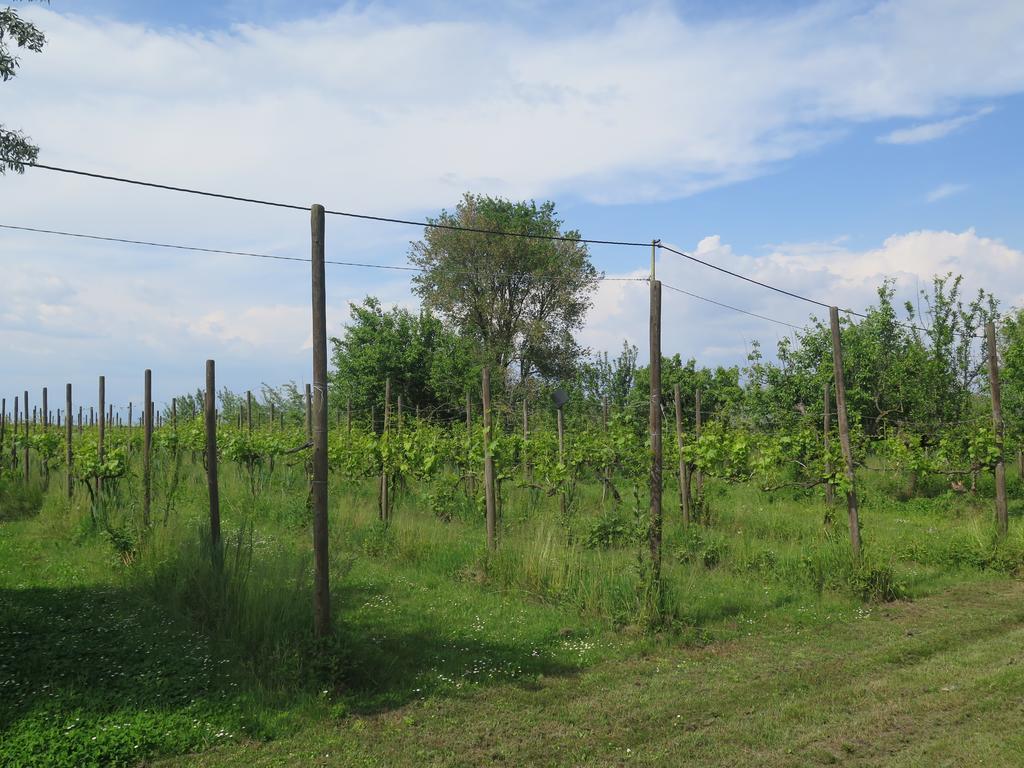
[0,158,988,339]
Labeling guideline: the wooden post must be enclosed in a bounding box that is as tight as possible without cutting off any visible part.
[42,387,48,429]
[143,369,152,527]
[674,383,690,525]
[823,382,835,508]
[23,391,29,483]
[522,396,529,482]
[465,388,474,496]
[829,307,861,559]
[12,396,18,469]
[310,203,332,638]
[78,406,82,434]
[649,279,663,588]
[380,377,391,521]
[556,404,566,519]
[128,401,133,430]
[65,384,73,500]
[305,383,312,439]
[986,321,1009,537]
[247,390,253,433]
[694,388,704,503]
[600,398,608,502]
[204,361,221,552]
[483,367,497,550]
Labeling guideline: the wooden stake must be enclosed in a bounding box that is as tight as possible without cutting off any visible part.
[380,377,391,521]
[483,367,497,550]
[23,391,29,483]
[42,387,48,429]
[310,203,332,638]
[829,307,861,559]
[649,279,663,587]
[204,361,221,553]
[143,369,152,527]
[986,320,1009,536]
[12,396,18,469]
[65,384,73,500]
[522,396,529,482]
[556,404,566,519]
[823,382,834,508]
[674,383,690,525]
[694,388,704,503]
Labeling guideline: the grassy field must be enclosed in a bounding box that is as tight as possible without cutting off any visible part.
[2,450,1023,767]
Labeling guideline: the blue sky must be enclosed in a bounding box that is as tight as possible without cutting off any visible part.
[3,0,1024,410]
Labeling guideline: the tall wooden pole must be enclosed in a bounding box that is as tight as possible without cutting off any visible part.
[649,279,663,587]
[310,203,332,638]
[823,382,834,508]
[143,369,153,527]
[829,307,861,559]
[483,367,497,550]
[23,390,29,483]
[674,383,690,525]
[42,387,48,429]
[986,320,1009,537]
[65,384,73,500]
[204,361,221,554]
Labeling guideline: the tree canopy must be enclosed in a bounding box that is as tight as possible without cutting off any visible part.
[1,1,46,174]
[409,193,600,388]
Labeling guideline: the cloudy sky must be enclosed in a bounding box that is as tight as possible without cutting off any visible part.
[2,0,1024,414]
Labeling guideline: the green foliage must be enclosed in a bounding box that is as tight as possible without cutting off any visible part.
[410,193,599,382]
[0,2,45,174]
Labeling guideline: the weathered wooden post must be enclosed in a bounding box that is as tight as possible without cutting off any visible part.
[829,307,861,559]
[23,390,29,483]
[143,369,152,527]
[986,321,1009,537]
[674,383,690,525]
[483,367,497,550]
[204,361,221,552]
[380,377,391,521]
[65,384,73,500]
[310,203,331,638]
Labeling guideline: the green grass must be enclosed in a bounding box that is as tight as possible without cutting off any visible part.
[2,449,1023,766]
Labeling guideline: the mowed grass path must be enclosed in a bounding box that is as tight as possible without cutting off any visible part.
[159,577,1024,768]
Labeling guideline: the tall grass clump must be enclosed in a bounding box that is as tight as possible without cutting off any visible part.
[140,521,315,681]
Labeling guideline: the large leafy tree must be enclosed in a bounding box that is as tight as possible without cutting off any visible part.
[409,193,600,387]
[1,1,46,174]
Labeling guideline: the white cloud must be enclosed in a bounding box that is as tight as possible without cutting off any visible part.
[878,106,995,144]
[926,182,968,202]
[582,229,1024,366]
